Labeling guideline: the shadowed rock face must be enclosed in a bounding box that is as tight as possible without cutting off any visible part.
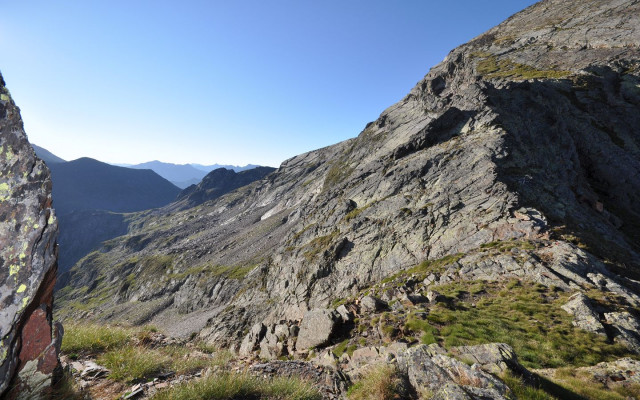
[57,0,640,352]
[0,73,61,398]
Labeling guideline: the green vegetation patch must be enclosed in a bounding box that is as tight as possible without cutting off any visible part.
[302,230,339,262]
[347,364,405,400]
[403,280,630,369]
[477,56,571,80]
[99,345,168,382]
[323,160,354,191]
[151,372,321,400]
[62,323,131,355]
[547,368,640,400]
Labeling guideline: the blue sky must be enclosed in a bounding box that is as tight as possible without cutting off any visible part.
[0,1,538,167]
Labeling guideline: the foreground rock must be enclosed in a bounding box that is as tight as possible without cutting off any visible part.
[0,73,61,397]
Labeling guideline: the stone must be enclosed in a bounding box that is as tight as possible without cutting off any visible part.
[561,293,606,336]
[426,290,446,303]
[310,349,338,369]
[80,360,109,379]
[259,329,279,360]
[295,309,340,351]
[239,323,266,357]
[449,343,526,375]
[430,382,473,400]
[398,345,512,399]
[274,324,289,340]
[0,72,60,398]
[335,304,353,322]
[605,312,640,354]
[360,295,387,313]
[406,294,429,305]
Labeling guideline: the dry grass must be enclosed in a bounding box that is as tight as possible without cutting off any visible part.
[150,372,321,400]
[347,365,404,400]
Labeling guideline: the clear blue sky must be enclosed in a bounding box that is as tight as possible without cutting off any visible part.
[0,1,538,167]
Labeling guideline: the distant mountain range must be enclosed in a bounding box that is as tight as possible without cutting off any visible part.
[48,157,180,216]
[124,161,261,188]
[32,145,270,275]
[47,157,181,274]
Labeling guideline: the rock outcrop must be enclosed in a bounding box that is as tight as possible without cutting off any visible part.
[57,0,640,372]
[0,73,61,398]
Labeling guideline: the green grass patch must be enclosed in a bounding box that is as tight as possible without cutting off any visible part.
[548,368,640,400]
[477,56,571,80]
[151,372,321,400]
[98,345,168,383]
[62,323,132,355]
[408,253,464,275]
[501,371,558,400]
[347,364,405,400]
[398,280,631,369]
[480,239,537,252]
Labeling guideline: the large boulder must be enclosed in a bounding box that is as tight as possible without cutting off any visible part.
[295,309,340,351]
[397,345,514,400]
[239,323,266,357]
[561,293,606,336]
[605,312,640,353]
[0,73,61,398]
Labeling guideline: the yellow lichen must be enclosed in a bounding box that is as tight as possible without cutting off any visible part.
[17,284,26,293]
[9,264,19,276]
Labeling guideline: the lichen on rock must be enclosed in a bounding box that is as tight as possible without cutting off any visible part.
[0,72,61,398]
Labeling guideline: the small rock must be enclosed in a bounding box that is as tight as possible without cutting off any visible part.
[426,291,446,303]
[360,295,387,313]
[335,305,353,322]
[239,323,267,357]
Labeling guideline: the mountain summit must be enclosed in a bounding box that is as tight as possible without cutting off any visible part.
[57,1,640,397]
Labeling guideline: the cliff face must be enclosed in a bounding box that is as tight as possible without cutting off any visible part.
[0,74,61,397]
[57,0,640,356]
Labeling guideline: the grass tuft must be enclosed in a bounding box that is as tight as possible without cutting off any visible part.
[98,345,167,383]
[347,364,404,400]
[151,372,321,400]
[62,323,131,355]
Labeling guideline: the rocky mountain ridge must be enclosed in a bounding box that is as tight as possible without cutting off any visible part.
[56,0,640,398]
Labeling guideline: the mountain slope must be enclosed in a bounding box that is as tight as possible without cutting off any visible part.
[49,157,180,216]
[58,0,640,375]
[49,158,181,274]
[170,166,276,211]
[32,144,66,164]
